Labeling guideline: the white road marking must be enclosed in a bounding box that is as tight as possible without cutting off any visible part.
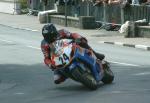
[26,45,41,50]
[109,61,140,67]
[0,39,140,67]
[0,39,13,43]
[132,72,150,76]
[110,89,150,94]
[24,28,38,32]
[26,46,140,67]
[0,38,40,50]
[14,92,25,95]
[110,91,122,94]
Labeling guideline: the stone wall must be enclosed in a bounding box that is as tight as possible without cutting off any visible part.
[49,15,96,29]
[125,21,150,38]
[50,15,79,28]
[138,26,150,38]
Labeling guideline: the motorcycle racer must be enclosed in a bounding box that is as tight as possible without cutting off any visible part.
[41,23,105,84]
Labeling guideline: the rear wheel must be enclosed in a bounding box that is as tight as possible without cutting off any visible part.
[72,68,98,90]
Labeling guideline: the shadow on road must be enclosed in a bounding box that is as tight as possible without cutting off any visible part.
[0,63,117,103]
[0,63,114,93]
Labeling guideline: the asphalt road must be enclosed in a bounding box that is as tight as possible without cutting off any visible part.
[0,25,150,103]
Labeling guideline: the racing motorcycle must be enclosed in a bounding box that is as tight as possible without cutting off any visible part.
[50,39,114,90]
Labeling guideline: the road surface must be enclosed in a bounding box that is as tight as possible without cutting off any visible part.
[0,25,150,103]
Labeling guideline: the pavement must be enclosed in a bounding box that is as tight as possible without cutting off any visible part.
[0,13,150,51]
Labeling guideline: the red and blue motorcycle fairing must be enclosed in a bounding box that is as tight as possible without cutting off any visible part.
[50,39,114,90]
[68,46,103,82]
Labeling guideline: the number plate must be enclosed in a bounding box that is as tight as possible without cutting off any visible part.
[51,44,72,66]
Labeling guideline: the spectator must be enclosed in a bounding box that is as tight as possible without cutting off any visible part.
[121,0,131,8]
[140,0,150,5]
[55,0,65,5]
[146,0,150,4]
[93,0,104,6]
[139,0,147,4]
[131,0,139,5]
[103,0,109,4]
[108,0,122,5]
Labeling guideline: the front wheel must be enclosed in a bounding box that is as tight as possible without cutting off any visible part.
[101,65,114,84]
[71,68,98,90]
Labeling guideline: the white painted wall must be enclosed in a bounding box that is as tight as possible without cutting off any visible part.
[0,1,21,14]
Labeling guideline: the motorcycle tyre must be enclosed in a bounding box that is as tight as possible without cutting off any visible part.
[72,68,98,90]
[101,66,114,84]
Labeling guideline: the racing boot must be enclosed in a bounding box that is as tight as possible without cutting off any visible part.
[54,70,66,84]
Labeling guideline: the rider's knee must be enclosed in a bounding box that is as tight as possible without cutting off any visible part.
[54,76,66,84]
[54,73,66,84]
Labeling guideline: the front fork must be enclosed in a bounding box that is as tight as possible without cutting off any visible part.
[69,61,102,82]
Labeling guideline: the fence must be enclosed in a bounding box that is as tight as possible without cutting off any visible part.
[123,5,150,23]
[27,0,55,12]
[72,2,150,25]
[27,1,150,25]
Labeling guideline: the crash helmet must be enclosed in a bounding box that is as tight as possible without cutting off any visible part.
[42,23,59,43]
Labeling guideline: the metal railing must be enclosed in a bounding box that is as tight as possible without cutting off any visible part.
[27,0,150,25]
[123,5,150,23]
[73,2,150,25]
